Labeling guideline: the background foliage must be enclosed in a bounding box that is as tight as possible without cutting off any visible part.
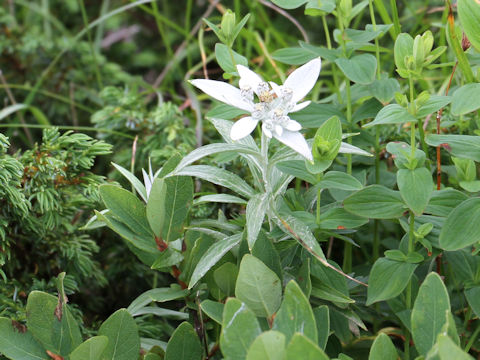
[1,0,480,359]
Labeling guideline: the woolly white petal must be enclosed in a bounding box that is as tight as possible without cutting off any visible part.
[291,101,311,112]
[339,142,373,157]
[142,169,152,197]
[274,130,313,161]
[284,58,321,103]
[269,81,282,96]
[237,65,264,94]
[285,120,302,131]
[275,125,283,137]
[230,116,259,141]
[190,79,253,112]
[262,124,273,138]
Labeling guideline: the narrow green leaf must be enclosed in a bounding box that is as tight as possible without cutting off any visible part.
[447,10,474,82]
[111,163,147,202]
[176,165,255,198]
[99,185,153,237]
[174,143,260,173]
[127,288,188,315]
[0,104,29,121]
[313,306,330,350]
[162,176,193,241]
[193,194,247,205]
[188,233,242,289]
[146,178,166,237]
[246,194,268,249]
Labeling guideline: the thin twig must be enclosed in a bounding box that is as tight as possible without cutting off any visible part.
[0,70,33,145]
[278,215,368,287]
[257,0,309,43]
[198,27,209,79]
[69,82,78,127]
[435,61,457,190]
[254,32,284,82]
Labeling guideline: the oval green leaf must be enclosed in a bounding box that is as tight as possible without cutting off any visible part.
[411,272,451,356]
[439,198,480,251]
[235,255,282,318]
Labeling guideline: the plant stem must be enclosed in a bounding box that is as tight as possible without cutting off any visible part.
[316,186,322,225]
[79,0,103,89]
[261,131,270,193]
[337,11,353,274]
[409,75,417,158]
[390,0,401,39]
[465,320,480,352]
[0,123,135,139]
[404,212,415,360]
[404,73,418,359]
[343,77,353,274]
[369,0,381,265]
[322,15,341,100]
[185,0,193,68]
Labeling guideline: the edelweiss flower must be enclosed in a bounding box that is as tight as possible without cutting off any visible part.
[190,58,321,160]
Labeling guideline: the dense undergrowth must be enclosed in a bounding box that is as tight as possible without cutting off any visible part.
[1,0,480,359]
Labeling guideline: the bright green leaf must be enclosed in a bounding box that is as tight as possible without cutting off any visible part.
[246,331,286,360]
[98,309,140,360]
[220,298,262,360]
[164,322,202,360]
[439,198,480,251]
[411,272,450,356]
[235,255,282,318]
[367,258,417,305]
[273,281,317,343]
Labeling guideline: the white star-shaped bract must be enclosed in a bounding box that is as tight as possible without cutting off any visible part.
[190,58,321,160]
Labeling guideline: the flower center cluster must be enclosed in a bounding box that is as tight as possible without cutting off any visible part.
[241,82,295,137]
